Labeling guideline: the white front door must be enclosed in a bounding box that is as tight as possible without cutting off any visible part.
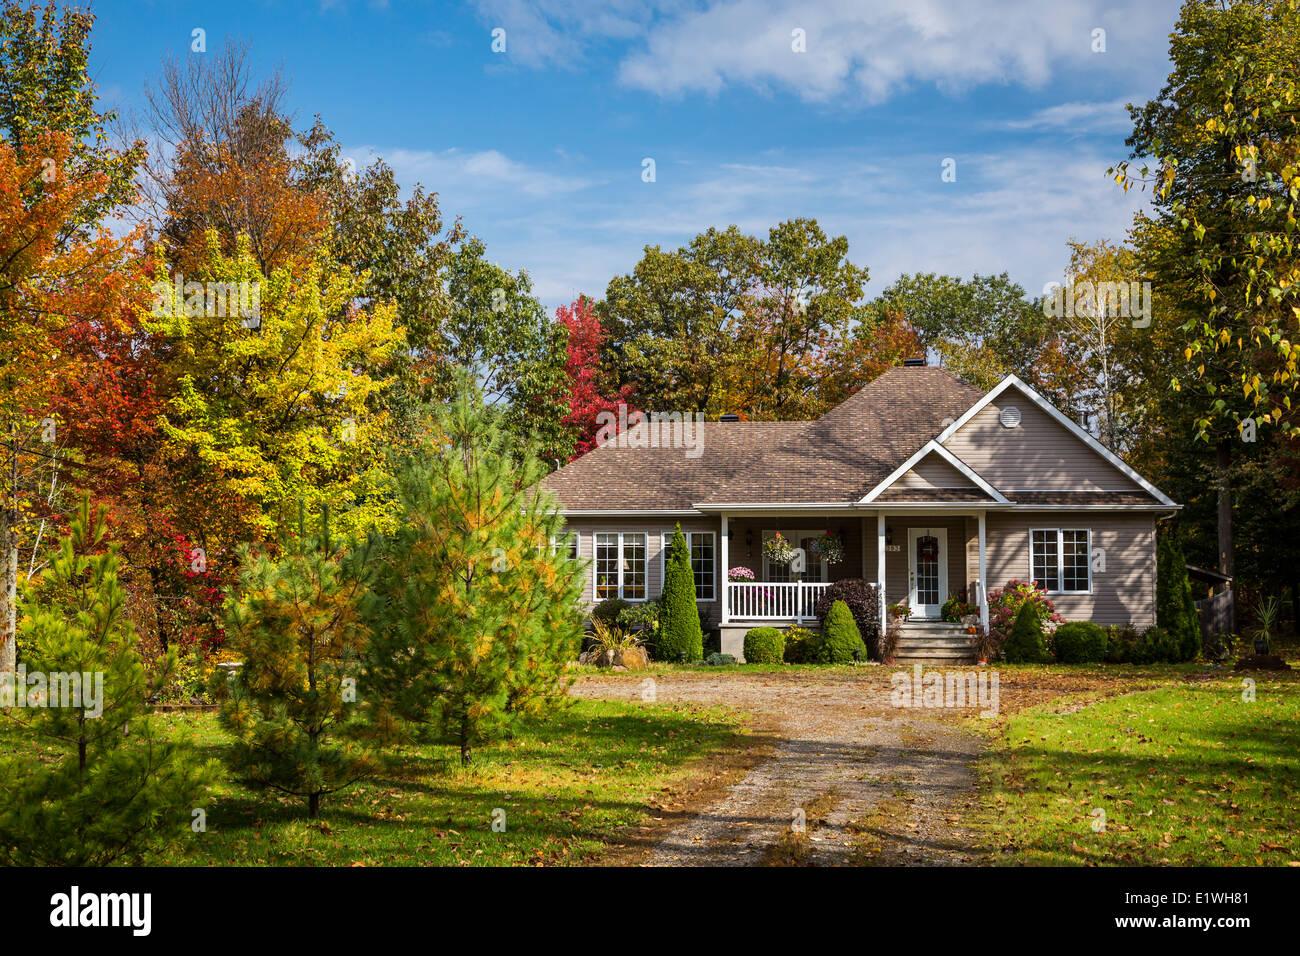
[907,527,947,619]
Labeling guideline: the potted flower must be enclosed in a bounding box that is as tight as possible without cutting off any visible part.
[810,531,844,565]
[1252,595,1279,656]
[763,532,795,566]
[728,566,756,582]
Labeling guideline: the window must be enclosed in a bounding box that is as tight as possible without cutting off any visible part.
[1031,529,1090,593]
[762,530,827,583]
[595,532,646,601]
[660,531,715,601]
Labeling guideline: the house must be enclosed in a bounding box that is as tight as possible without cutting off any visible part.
[542,362,1179,661]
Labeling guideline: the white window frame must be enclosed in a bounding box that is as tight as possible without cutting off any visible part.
[594,531,648,602]
[659,531,716,603]
[1029,528,1092,594]
[761,530,830,583]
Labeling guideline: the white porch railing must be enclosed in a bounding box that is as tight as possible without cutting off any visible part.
[727,581,832,623]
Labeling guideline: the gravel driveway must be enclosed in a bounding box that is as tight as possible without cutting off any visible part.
[570,668,991,866]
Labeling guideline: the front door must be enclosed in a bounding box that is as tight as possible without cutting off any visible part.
[907,527,947,619]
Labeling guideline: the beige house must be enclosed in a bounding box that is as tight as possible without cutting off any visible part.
[542,363,1179,660]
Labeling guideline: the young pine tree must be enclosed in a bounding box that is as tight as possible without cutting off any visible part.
[656,524,703,662]
[215,507,374,816]
[0,497,215,865]
[363,381,584,765]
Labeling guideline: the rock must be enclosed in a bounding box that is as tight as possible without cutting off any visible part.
[613,646,650,670]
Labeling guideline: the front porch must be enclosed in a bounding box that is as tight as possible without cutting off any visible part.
[717,512,991,636]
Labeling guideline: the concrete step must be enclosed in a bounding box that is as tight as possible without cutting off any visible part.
[896,639,974,650]
[894,655,978,664]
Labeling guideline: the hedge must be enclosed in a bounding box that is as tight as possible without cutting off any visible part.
[1052,621,1107,663]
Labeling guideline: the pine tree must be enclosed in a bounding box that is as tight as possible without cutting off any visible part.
[0,496,215,865]
[1157,537,1202,661]
[1002,600,1049,664]
[819,599,867,663]
[656,524,703,662]
[215,506,374,816]
[363,379,584,764]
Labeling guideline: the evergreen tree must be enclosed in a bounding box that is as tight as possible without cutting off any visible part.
[819,599,867,664]
[1002,600,1049,664]
[363,379,584,765]
[656,524,703,662]
[0,496,214,865]
[1157,537,1202,661]
[215,506,374,816]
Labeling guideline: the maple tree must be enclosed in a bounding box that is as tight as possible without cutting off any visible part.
[555,295,637,459]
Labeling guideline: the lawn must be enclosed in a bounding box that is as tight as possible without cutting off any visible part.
[1,697,749,866]
[975,670,1300,865]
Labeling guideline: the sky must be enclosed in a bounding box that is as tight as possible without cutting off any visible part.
[89,0,1186,311]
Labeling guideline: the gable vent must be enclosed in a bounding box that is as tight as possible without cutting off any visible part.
[720,413,740,423]
[902,357,925,367]
[999,406,1022,429]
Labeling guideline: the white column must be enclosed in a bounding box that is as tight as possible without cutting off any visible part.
[877,511,887,634]
[720,513,730,625]
[977,510,989,632]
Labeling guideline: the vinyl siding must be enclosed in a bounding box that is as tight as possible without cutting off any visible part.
[563,516,723,626]
[944,389,1141,492]
[895,453,978,489]
[984,512,1156,626]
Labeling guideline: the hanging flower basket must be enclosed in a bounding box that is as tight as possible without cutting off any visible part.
[810,531,844,565]
[763,532,796,565]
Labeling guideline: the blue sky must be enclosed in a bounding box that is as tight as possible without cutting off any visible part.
[91,0,1185,310]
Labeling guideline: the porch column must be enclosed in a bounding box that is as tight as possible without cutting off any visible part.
[720,513,730,625]
[977,510,989,633]
[877,511,887,634]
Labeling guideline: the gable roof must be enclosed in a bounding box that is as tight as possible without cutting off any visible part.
[540,366,1176,512]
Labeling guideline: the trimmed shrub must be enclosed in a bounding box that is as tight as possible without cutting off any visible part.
[743,627,785,664]
[819,600,867,664]
[1052,621,1107,663]
[813,579,881,657]
[1002,600,1049,663]
[655,524,704,662]
[987,579,1064,655]
[1156,538,1201,661]
[592,597,631,624]
[783,626,818,664]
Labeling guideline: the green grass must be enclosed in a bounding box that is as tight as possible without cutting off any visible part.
[2,698,748,866]
[976,673,1300,865]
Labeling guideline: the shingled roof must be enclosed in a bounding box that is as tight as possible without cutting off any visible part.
[542,366,985,510]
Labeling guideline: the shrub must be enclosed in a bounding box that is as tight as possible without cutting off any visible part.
[617,598,660,635]
[592,597,632,625]
[783,626,818,663]
[819,600,867,663]
[1104,623,1188,664]
[987,579,1064,656]
[1052,621,1108,663]
[1104,623,1139,663]
[1001,600,1049,663]
[743,627,785,664]
[813,579,881,657]
[703,652,736,666]
[1156,538,1201,661]
[656,524,704,662]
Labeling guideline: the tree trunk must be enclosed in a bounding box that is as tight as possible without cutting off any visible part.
[1215,438,1235,634]
[0,507,16,676]
[309,791,319,818]
[459,714,471,766]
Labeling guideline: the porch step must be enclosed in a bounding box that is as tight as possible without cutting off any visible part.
[895,621,975,663]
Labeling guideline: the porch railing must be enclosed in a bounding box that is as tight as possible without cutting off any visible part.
[727,581,832,623]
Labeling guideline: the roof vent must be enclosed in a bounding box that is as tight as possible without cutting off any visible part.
[902,357,925,367]
[720,413,740,423]
[999,406,1022,429]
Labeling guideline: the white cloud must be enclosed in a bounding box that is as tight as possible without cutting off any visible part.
[474,0,1181,103]
[998,97,1137,133]
[349,146,593,200]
